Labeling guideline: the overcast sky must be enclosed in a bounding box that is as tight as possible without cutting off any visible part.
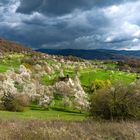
[0,0,140,50]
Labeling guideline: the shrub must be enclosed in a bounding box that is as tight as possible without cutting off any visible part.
[90,82,140,120]
[1,92,29,112]
[23,63,33,71]
[0,74,7,81]
[21,57,37,65]
[90,79,111,92]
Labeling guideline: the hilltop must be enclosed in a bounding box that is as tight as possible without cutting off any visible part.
[0,38,33,55]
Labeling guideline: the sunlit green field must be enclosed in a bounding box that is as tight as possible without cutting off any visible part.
[0,105,87,121]
[0,55,22,72]
[0,64,8,73]
[80,69,136,87]
[0,56,137,121]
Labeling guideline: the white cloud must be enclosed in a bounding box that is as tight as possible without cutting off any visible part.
[133,30,140,37]
[100,1,140,49]
[132,38,139,43]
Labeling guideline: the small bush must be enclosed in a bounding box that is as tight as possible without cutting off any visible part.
[90,79,111,92]
[21,57,37,65]
[0,74,7,81]
[23,63,33,70]
[1,92,29,112]
[90,82,140,120]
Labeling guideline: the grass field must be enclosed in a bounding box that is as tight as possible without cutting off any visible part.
[0,64,9,72]
[80,69,136,87]
[0,57,137,121]
[0,104,87,121]
[0,57,21,72]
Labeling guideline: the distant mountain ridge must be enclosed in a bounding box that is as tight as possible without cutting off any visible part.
[1,38,140,60]
[36,49,140,60]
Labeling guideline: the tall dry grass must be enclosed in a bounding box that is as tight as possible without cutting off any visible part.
[0,119,139,140]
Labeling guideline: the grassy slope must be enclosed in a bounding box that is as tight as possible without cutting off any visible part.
[0,55,22,72]
[0,104,86,121]
[0,110,85,121]
[0,56,137,120]
[0,64,8,72]
[80,69,136,86]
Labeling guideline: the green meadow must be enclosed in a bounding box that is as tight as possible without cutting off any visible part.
[0,55,137,121]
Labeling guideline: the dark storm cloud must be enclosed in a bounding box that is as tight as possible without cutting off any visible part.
[17,8,108,49]
[16,0,136,16]
[0,0,9,4]
[0,0,140,50]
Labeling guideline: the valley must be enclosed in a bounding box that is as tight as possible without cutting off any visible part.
[0,39,140,140]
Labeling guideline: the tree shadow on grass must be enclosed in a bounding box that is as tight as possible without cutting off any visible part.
[30,105,47,111]
[51,107,84,115]
[29,104,87,117]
